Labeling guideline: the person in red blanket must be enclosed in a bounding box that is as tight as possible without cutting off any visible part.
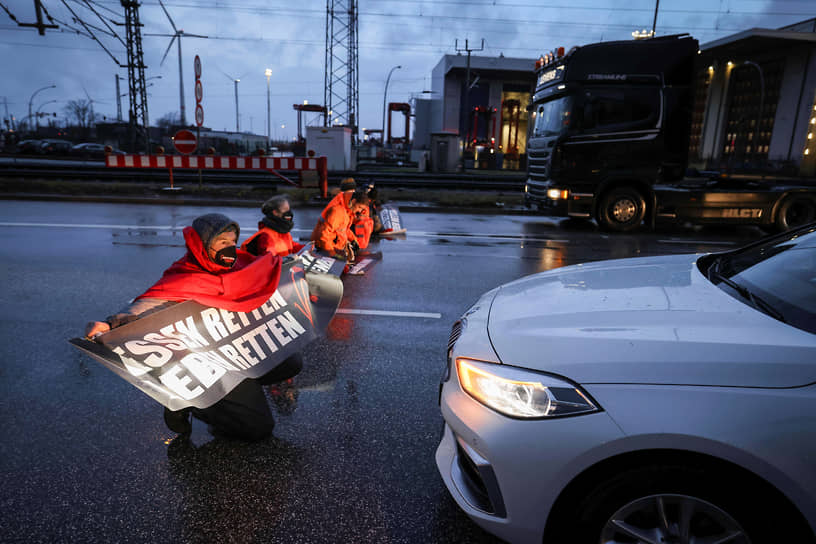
[241,195,305,257]
[84,213,301,441]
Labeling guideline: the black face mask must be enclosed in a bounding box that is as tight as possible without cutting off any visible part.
[264,211,294,234]
[213,245,237,267]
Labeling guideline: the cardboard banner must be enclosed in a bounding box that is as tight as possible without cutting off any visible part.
[297,242,383,276]
[297,243,347,277]
[69,260,342,411]
[378,204,406,235]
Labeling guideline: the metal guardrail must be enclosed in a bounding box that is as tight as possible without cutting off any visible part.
[0,157,526,191]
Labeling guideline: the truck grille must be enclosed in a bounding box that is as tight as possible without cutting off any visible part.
[527,148,551,183]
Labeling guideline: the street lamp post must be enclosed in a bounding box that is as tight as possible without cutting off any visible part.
[265,68,272,149]
[28,85,56,133]
[382,65,401,146]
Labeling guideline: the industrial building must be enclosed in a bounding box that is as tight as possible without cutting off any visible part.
[413,18,816,176]
[694,18,816,175]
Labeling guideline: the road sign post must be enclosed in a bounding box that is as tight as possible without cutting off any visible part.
[194,55,203,188]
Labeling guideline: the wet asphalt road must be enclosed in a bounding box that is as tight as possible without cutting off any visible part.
[0,200,768,543]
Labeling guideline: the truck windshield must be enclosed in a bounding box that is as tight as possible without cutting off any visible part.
[532,97,571,138]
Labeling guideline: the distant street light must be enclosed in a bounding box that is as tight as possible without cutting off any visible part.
[28,85,56,133]
[35,100,58,130]
[382,65,401,145]
[265,68,272,148]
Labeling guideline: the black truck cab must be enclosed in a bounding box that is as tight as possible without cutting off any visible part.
[526,35,700,230]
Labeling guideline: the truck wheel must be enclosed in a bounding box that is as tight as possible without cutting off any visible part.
[775,196,816,232]
[597,187,645,232]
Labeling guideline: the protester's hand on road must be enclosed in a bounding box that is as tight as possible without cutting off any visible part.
[85,321,110,339]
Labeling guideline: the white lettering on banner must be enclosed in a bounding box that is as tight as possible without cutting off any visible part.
[213,312,306,369]
[235,311,251,328]
[199,292,287,342]
[108,289,308,401]
[278,311,306,337]
[200,308,229,342]
[219,309,242,334]
[112,346,151,376]
[143,332,187,351]
[159,364,204,399]
[218,344,252,369]
[261,291,287,314]
[300,252,333,274]
[123,340,173,367]
[180,352,227,388]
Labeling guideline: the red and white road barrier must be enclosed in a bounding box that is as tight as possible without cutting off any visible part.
[106,154,328,197]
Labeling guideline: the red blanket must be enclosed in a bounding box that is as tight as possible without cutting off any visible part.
[137,226,282,312]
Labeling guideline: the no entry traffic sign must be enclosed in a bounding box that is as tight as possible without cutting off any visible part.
[173,129,197,154]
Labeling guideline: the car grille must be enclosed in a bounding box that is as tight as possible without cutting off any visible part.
[448,320,463,351]
[455,441,493,512]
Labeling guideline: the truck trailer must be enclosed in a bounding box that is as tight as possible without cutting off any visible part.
[524,34,816,232]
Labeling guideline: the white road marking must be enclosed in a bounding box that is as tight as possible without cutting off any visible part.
[409,230,569,243]
[336,309,442,319]
[0,222,181,230]
[0,223,739,247]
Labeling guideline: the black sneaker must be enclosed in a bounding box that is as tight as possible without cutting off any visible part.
[163,407,192,435]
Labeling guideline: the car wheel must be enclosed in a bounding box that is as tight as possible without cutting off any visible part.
[597,187,645,232]
[774,196,816,232]
[571,466,794,544]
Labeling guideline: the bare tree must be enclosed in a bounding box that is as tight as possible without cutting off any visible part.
[63,99,95,129]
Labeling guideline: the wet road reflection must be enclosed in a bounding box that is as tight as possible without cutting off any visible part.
[0,200,768,543]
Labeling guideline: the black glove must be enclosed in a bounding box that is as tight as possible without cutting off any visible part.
[349,239,360,253]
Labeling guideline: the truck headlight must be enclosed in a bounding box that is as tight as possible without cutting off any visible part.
[456,358,599,418]
[547,188,569,200]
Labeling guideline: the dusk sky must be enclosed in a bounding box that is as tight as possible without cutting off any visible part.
[1,0,812,141]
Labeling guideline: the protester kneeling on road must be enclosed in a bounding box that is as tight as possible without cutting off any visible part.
[84,213,302,441]
[311,188,370,261]
[242,194,305,257]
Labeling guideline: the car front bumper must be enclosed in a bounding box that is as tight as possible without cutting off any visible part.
[436,377,623,544]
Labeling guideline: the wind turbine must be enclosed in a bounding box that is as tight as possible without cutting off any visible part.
[217,67,248,133]
[157,0,207,126]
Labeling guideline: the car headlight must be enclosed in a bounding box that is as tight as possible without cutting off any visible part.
[456,358,599,418]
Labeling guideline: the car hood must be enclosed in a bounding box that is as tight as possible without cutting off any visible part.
[487,254,816,388]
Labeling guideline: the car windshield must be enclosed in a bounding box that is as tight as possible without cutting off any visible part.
[531,96,571,138]
[707,224,816,334]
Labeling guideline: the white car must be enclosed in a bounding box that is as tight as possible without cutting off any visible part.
[437,223,816,544]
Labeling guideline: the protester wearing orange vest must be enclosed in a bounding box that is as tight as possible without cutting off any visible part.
[241,195,305,257]
[311,188,370,260]
[350,204,375,249]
